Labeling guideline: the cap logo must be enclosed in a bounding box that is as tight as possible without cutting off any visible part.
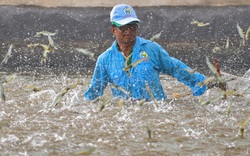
[124,7,131,14]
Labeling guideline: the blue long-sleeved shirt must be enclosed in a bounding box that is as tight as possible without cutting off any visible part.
[84,36,206,101]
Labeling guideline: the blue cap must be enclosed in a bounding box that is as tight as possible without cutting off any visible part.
[110,4,140,27]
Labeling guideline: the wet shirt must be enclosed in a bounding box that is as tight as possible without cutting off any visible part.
[84,36,207,101]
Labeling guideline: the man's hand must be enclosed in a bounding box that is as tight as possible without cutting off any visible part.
[207,81,227,91]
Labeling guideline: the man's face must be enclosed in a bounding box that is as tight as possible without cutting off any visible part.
[111,23,138,44]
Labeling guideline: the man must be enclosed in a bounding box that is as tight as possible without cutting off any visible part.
[84,4,218,101]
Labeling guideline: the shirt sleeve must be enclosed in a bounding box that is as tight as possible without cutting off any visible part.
[84,56,109,100]
[153,43,207,96]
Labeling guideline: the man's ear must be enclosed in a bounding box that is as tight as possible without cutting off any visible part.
[111,27,116,36]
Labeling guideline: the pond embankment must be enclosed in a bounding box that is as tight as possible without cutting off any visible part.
[0,4,249,76]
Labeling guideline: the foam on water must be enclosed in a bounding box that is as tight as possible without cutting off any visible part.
[0,74,249,155]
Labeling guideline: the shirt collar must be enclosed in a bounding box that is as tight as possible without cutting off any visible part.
[111,36,147,51]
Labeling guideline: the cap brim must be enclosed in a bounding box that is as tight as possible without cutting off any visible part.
[113,17,140,26]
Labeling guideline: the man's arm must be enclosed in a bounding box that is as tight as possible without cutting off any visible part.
[84,57,109,100]
[154,43,207,96]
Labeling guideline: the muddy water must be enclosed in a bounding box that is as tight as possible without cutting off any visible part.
[0,73,249,156]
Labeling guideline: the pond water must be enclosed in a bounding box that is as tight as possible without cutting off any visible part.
[0,72,249,156]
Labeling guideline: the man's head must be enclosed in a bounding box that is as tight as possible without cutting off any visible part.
[110,4,140,27]
[110,4,140,45]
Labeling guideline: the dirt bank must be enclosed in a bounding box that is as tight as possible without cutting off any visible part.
[1,0,250,7]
